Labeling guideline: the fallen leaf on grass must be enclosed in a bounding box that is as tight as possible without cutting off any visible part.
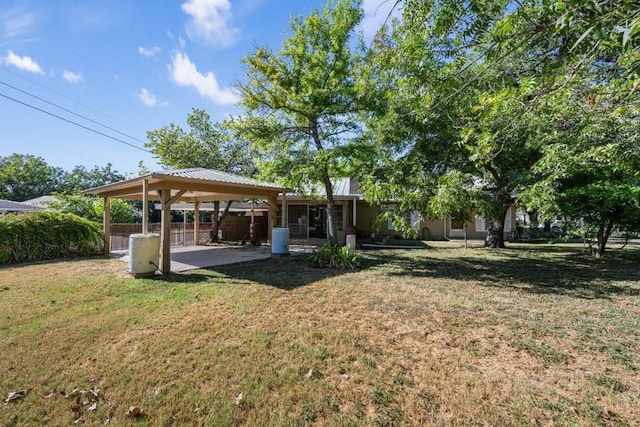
[89,386,100,400]
[126,405,142,417]
[305,369,314,378]
[234,392,244,406]
[88,402,98,412]
[64,387,81,399]
[4,390,26,403]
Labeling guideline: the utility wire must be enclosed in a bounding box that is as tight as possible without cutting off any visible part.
[0,80,148,145]
[0,91,151,154]
[0,65,146,135]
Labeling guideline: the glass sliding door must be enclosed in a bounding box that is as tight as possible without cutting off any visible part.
[288,204,308,239]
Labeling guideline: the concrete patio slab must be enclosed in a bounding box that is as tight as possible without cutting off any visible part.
[112,244,272,273]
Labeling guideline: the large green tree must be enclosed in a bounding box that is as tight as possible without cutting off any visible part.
[235,0,365,245]
[525,92,640,257]
[357,0,639,249]
[61,164,126,192]
[146,108,256,242]
[0,153,64,201]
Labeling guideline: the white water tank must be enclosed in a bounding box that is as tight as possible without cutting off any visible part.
[346,234,356,251]
[271,227,290,255]
[128,233,160,276]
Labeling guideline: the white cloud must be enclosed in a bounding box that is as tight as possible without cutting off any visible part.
[168,51,237,105]
[139,46,161,57]
[360,0,402,42]
[1,50,43,74]
[62,70,83,83]
[1,7,37,40]
[137,88,157,106]
[181,0,239,46]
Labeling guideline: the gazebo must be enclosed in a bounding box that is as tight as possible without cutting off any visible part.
[85,168,289,274]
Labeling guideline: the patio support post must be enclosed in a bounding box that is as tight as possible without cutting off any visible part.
[158,188,188,274]
[194,199,201,245]
[281,192,287,228]
[103,197,110,255]
[142,179,148,234]
[267,195,278,243]
[352,197,357,227]
[159,190,172,274]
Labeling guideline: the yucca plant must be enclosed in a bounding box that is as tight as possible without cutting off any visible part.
[303,243,358,270]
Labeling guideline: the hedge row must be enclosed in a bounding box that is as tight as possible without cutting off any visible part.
[0,211,104,264]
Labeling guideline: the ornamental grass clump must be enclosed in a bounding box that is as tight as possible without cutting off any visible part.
[304,243,358,270]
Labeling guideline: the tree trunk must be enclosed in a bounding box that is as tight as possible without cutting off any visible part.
[595,220,614,258]
[210,200,233,243]
[310,118,337,245]
[484,208,507,248]
[323,175,337,245]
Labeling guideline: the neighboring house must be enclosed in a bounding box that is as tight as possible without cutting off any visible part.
[22,195,61,209]
[0,199,45,212]
[275,178,517,244]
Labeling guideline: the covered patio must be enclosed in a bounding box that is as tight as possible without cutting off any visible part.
[85,168,289,274]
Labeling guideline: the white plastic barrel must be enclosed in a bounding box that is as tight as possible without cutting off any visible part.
[271,227,290,255]
[346,234,356,251]
[128,233,160,275]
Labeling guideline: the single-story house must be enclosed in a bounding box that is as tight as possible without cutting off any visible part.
[0,199,45,212]
[274,178,516,244]
[22,195,61,209]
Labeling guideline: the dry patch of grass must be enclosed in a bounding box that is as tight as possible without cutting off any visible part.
[1,242,639,425]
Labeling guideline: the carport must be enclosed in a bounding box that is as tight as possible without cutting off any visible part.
[85,168,288,274]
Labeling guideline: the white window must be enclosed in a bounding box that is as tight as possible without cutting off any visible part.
[387,207,396,231]
[410,210,421,232]
[388,208,420,232]
[504,207,512,232]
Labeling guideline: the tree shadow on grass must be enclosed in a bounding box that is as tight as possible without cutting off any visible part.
[362,245,640,300]
[151,255,387,290]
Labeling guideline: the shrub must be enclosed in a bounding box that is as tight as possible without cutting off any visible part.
[303,243,358,270]
[0,211,103,264]
[46,193,137,224]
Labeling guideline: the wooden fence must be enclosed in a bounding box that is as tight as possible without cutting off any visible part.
[109,216,268,251]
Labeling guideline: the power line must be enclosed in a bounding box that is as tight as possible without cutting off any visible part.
[0,91,151,154]
[0,65,146,135]
[0,79,148,145]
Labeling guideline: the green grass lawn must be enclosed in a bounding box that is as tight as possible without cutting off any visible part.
[1,242,639,426]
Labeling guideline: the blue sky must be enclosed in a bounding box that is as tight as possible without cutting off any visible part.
[0,0,394,176]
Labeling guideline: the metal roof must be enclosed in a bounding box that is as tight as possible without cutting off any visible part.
[84,168,288,202]
[286,177,363,200]
[156,168,284,189]
[0,199,45,212]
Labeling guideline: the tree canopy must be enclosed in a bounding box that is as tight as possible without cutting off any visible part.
[355,0,639,252]
[0,153,126,201]
[0,154,64,201]
[235,0,365,244]
[146,108,256,177]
